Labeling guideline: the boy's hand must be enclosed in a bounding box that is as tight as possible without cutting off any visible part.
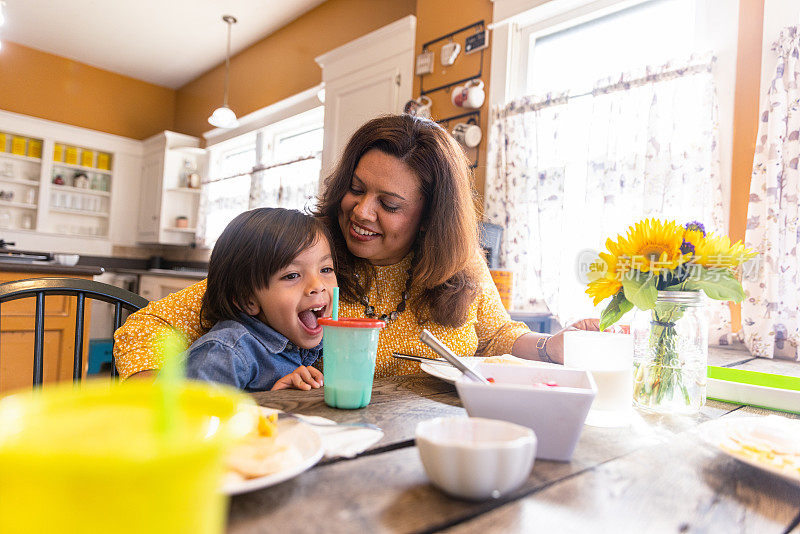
[271,366,324,391]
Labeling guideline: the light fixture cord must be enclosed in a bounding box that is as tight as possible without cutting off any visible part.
[223,18,232,107]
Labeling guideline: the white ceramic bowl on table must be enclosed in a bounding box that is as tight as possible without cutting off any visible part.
[415,416,536,500]
[456,363,597,461]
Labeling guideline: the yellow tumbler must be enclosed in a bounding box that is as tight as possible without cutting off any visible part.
[0,380,252,534]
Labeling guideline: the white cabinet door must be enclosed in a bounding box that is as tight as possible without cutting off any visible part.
[316,16,415,176]
[137,155,163,241]
[323,66,403,174]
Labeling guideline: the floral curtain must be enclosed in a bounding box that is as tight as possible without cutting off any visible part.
[485,56,728,337]
[741,27,800,361]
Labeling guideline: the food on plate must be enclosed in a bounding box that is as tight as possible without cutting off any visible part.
[718,416,800,478]
[226,408,303,480]
[483,354,533,366]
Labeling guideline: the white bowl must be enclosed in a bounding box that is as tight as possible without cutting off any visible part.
[415,416,536,500]
[456,363,596,461]
[53,254,80,266]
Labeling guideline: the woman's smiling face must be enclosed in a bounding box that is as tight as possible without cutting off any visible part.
[338,149,427,266]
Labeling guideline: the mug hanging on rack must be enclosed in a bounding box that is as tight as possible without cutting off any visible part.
[451,79,485,109]
[403,96,433,119]
[451,119,482,148]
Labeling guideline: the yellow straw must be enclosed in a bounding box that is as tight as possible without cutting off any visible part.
[157,330,186,440]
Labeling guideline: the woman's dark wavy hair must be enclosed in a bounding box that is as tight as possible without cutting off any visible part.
[313,114,481,328]
[200,207,332,329]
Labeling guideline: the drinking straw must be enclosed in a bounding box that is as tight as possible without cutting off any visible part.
[157,330,186,440]
[332,287,339,321]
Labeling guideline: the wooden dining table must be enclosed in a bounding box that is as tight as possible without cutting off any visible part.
[227,346,800,534]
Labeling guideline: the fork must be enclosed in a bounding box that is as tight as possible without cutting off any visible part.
[276,411,381,432]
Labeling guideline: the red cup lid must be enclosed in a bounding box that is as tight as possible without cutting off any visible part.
[318,318,386,329]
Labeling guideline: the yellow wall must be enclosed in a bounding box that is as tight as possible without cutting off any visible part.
[0,41,175,139]
[413,0,493,205]
[173,0,416,137]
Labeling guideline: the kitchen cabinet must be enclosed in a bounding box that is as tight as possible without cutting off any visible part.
[0,109,143,256]
[138,131,206,246]
[138,273,203,301]
[316,16,415,176]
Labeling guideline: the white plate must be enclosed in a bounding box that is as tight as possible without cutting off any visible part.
[420,356,559,384]
[222,418,324,495]
[699,416,800,486]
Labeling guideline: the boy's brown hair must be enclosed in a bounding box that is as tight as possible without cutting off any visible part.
[200,207,332,329]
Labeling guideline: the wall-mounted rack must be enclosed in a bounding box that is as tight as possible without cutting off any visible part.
[419,20,486,97]
[437,110,481,169]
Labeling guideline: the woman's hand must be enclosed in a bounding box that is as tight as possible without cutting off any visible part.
[271,366,324,391]
[544,318,600,364]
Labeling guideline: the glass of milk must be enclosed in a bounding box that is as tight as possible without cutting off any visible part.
[564,330,633,427]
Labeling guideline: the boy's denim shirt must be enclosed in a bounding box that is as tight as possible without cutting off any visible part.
[185,313,322,392]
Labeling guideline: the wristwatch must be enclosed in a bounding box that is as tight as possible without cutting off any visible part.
[536,334,553,363]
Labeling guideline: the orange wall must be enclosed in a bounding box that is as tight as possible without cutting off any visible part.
[413,0,493,204]
[0,41,175,139]
[173,0,416,138]
[729,0,765,331]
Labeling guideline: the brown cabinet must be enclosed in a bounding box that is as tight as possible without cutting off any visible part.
[0,270,94,395]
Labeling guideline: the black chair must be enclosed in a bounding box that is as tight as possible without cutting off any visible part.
[0,277,149,387]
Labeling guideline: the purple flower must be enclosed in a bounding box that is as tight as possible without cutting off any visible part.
[684,221,706,236]
[680,240,695,254]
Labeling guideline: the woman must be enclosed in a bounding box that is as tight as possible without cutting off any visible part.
[114,115,595,380]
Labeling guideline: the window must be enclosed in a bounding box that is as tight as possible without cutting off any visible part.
[522,0,696,97]
[487,0,738,325]
[204,137,256,246]
[202,106,324,245]
[252,119,324,213]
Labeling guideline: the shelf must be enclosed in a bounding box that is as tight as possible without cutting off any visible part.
[50,207,109,218]
[0,152,42,164]
[0,178,39,187]
[166,187,201,194]
[52,161,112,175]
[50,184,111,197]
[164,227,197,233]
[0,200,37,210]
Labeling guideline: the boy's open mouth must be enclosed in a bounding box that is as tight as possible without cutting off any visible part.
[298,305,326,333]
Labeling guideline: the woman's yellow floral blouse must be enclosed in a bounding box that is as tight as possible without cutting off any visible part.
[113,253,531,380]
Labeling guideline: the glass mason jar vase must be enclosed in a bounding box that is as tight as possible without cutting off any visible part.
[632,291,708,414]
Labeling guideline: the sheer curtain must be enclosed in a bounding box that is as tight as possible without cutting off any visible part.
[486,56,727,336]
[741,27,800,361]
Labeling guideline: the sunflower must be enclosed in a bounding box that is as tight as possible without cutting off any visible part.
[692,233,756,269]
[586,277,622,306]
[616,218,691,275]
[681,221,707,255]
[585,248,622,305]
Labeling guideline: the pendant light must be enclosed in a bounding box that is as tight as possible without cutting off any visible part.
[208,15,239,129]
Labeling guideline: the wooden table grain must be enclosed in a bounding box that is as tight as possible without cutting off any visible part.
[227,356,800,534]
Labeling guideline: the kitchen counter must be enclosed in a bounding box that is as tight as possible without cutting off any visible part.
[112,268,207,280]
[0,261,103,276]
